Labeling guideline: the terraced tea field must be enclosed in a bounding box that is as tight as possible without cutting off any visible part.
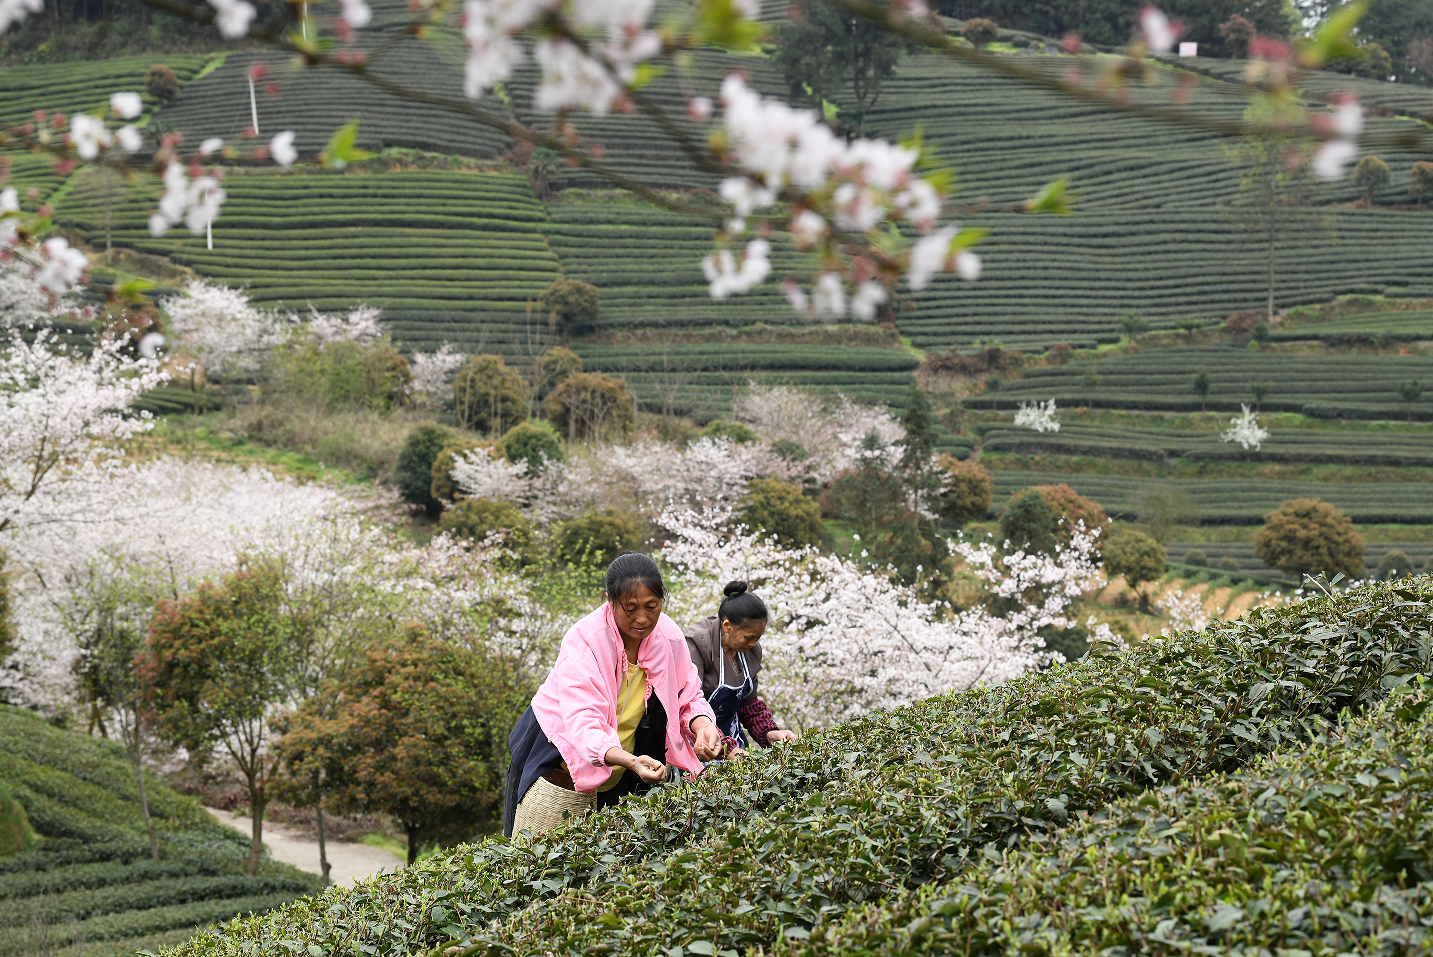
[0,705,314,957]
[54,168,561,355]
[979,420,1433,466]
[0,54,212,134]
[986,469,1433,524]
[1272,307,1433,344]
[1163,539,1433,582]
[994,344,1433,419]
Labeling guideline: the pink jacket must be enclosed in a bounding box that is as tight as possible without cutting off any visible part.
[531,603,716,793]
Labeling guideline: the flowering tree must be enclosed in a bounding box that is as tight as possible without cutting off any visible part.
[1222,403,1270,451]
[408,344,465,408]
[1014,399,1061,433]
[660,506,1111,730]
[162,280,287,378]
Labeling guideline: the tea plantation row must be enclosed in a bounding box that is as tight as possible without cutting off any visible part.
[979,421,1433,466]
[985,469,1433,524]
[166,577,1433,957]
[1272,308,1433,344]
[0,706,315,957]
[995,345,1433,419]
[0,54,211,133]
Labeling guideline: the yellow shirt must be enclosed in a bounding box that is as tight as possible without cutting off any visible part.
[598,663,647,792]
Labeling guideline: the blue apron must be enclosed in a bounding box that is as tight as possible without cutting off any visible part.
[708,650,754,745]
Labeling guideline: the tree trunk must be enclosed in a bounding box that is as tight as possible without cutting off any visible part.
[313,775,331,885]
[1266,226,1276,321]
[128,743,160,861]
[246,780,265,876]
[405,823,420,867]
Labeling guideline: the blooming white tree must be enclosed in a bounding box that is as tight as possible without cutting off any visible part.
[734,385,905,484]
[0,331,164,537]
[408,344,465,407]
[1153,587,1209,637]
[1222,403,1269,451]
[660,507,1111,730]
[305,304,382,346]
[1014,398,1061,433]
[162,280,287,377]
[0,257,81,330]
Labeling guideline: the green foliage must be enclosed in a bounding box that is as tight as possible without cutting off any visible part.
[1353,154,1390,203]
[1327,39,1395,79]
[430,437,490,505]
[142,560,300,875]
[999,489,1059,554]
[1412,162,1433,205]
[0,552,14,669]
[0,785,36,858]
[1254,498,1366,580]
[531,347,583,401]
[540,278,601,340]
[956,0,1296,53]
[165,578,1433,957]
[438,498,532,552]
[1134,483,1197,543]
[543,372,634,443]
[555,509,643,569]
[395,423,455,517]
[276,627,525,865]
[144,63,180,101]
[741,479,826,548]
[795,683,1433,957]
[452,354,527,435]
[772,0,917,131]
[934,455,992,526]
[697,419,757,444]
[1218,555,1246,574]
[1103,529,1167,610]
[961,17,999,46]
[268,335,412,413]
[499,420,563,475]
[1375,547,1414,579]
[1183,548,1209,566]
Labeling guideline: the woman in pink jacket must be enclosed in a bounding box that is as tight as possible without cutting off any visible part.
[503,553,723,838]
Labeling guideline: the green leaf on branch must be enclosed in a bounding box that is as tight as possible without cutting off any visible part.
[319,119,373,170]
[1298,1,1367,67]
[630,63,667,91]
[692,0,769,52]
[951,227,989,250]
[113,278,158,301]
[1025,177,1072,215]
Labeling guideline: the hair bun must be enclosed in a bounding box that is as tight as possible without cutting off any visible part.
[722,580,749,598]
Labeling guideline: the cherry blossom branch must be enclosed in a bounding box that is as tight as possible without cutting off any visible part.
[829,0,1433,155]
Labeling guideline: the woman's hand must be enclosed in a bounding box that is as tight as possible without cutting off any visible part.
[690,716,724,761]
[767,729,798,744]
[605,747,670,785]
[630,754,668,784]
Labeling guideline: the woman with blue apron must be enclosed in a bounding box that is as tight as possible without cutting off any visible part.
[683,580,798,757]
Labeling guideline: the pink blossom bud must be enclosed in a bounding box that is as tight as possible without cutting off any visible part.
[687,97,713,122]
[247,62,268,82]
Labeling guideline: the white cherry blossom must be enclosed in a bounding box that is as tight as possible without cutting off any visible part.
[109,91,143,120]
[209,0,256,38]
[1221,403,1269,451]
[70,114,113,160]
[33,238,88,295]
[270,130,298,167]
[1014,398,1060,433]
[115,125,143,152]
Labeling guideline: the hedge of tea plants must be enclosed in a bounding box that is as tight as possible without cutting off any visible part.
[979,421,1433,466]
[986,469,1433,524]
[0,706,315,957]
[166,577,1433,957]
[1272,308,1433,345]
[995,345,1433,420]
[0,54,210,134]
[789,679,1433,957]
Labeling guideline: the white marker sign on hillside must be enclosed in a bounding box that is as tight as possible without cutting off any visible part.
[1179,42,1198,57]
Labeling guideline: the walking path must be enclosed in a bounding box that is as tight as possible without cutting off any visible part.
[208,808,403,885]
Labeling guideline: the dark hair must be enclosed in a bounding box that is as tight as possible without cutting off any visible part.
[605,552,667,603]
[718,580,768,628]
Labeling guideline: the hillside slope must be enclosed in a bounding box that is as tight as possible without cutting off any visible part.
[0,706,316,957]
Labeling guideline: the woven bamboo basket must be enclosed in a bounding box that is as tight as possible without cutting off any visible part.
[512,776,596,837]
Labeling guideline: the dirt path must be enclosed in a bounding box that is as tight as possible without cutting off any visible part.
[208,808,403,885]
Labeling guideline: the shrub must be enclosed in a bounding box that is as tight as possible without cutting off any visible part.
[962,17,998,46]
[429,437,490,505]
[1000,488,1059,554]
[499,420,563,475]
[144,64,179,101]
[531,347,582,399]
[1134,483,1195,542]
[1034,483,1110,546]
[741,479,825,548]
[1183,548,1208,567]
[437,498,532,551]
[1103,529,1166,610]
[269,337,412,413]
[0,783,37,857]
[0,551,14,666]
[770,439,809,462]
[394,423,454,517]
[555,509,642,568]
[698,419,757,444]
[934,455,992,526]
[1255,498,1365,581]
[540,278,600,340]
[1411,161,1433,206]
[1218,555,1243,574]
[164,578,1433,957]
[1375,548,1414,580]
[1353,155,1390,204]
[544,372,634,443]
[1217,14,1254,57]
[452,355,527,436]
